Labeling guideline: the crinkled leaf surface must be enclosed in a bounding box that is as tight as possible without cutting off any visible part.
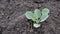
[33,23,41,28]
[42,8,49,15]
[25,11,35,19]
[40,14,49,22]
[34,9,41,19]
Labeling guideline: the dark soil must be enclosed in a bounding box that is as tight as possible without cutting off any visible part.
[0,0,60,34]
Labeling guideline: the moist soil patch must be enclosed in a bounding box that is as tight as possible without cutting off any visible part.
[0,0,60,34]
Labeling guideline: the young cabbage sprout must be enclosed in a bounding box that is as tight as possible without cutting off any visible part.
[25,8,49,28]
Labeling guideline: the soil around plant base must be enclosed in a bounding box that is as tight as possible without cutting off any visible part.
[0,0,60,34]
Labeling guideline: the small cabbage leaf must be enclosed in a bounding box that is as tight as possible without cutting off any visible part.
[25,11,34,19]
[34,9,41,19]
[40,14,49,22]
[32,17,36,21]
[33,23,41,28]
[42,8,49,15]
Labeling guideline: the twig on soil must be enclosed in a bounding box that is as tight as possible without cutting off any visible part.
[7,14,25,29]
[14,14,25,21]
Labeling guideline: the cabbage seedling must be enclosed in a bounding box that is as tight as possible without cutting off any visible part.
[25,8,49,28]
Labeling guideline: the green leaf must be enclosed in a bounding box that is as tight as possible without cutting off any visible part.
[25,11,36,21]
[42,8,49,15]
[34,9,41,19]
[40,14,49,22]
[32,17,36,21]
[33,23,41,28]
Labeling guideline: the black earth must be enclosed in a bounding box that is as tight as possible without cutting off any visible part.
[0,0,60,34]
